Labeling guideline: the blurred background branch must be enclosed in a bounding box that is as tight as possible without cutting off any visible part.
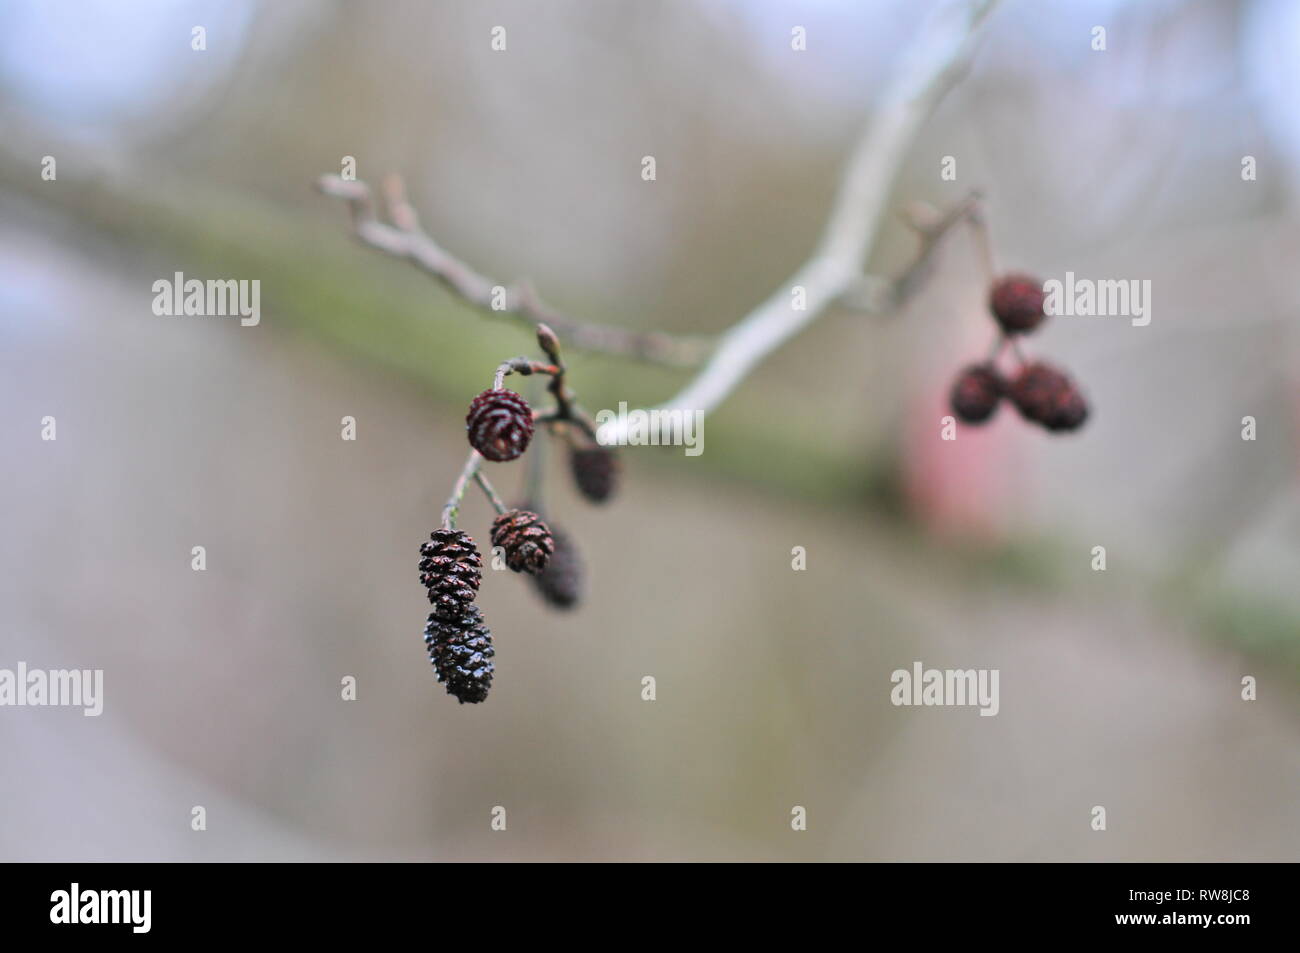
[316,172,711,366]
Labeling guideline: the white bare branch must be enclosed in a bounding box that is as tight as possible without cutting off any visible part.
[597,0,998,445]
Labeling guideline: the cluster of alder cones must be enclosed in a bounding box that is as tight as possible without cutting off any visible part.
[949,274,1089,433]
[419,376,619,704]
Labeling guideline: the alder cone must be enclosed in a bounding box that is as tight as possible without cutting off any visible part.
[424,605,494,704]
[1008,362,1089,433]
[569,446,620,503]
[466,388,534,462]
[419,529,483,621]
[949,363,1004,424]
[989,274,1047,334]
[531,526,584,609]
[491,509,555,574]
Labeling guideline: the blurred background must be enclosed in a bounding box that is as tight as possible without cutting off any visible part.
[1,0,1297,861]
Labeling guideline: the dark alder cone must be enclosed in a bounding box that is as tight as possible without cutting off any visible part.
[569,446,621,503]
[419,529,483,621]
[1008,362,1089,433]
[424,604,494,704]
[949,363,1004,424]
[989,274,1047,335]
[466,388,534,462]
[530,526,584,610]
[1043,383,1089,432]
[491,509,555,574]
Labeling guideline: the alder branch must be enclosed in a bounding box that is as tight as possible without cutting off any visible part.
[597,0,998,445]
[318,0,995,449]
[441,450,484,530]
[315,173,712,367]
[892,190,992,307]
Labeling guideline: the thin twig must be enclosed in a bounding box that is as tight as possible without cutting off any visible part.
[523,401,547,510]
[891,190,986,307]
[315,174,712,367]
[965,202,999,280]
[441,450,484,529]
[473,469,508,515]
[493,358,560,391]
[832,192,984,313]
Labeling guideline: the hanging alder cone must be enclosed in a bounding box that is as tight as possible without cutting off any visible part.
[531,525,585,609]
[1008,362,1089,432]
[949,363,1004,424]
[491,509,555,574]
[424,604,495,704]
[989,274,1047,335]
[466,388,534,462]
[419,528,483,621]
[569,446,620,503]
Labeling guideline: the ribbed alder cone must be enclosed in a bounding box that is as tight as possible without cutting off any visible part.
[569,446,620,503]
[419,529,483,621]
[491,509,555,574]
[989,274,1047,335]
[466,388,534,462]
[1008,362,1089,432]
[949,363,1004,424]
[424,604,494,704]
[530,526,584,609]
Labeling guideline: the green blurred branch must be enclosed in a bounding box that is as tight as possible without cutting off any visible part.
[316,172,712,367]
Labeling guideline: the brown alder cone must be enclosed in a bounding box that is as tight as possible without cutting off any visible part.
[419,529,483,621]
[531,525,584,609]
[466,388,534,462]
[491,509,555,574]
[949,363,1004,424]
[989,274,1047,334]
[569,445,621,503]
[1008,361,1089,432]
[424,604,494,704]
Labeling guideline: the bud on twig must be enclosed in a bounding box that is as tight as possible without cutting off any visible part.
[536,322,562,365]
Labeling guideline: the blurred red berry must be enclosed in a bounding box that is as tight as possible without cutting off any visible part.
[949,363,1004,424]
[989,274,1047,334]
[1008,361,1088,432]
